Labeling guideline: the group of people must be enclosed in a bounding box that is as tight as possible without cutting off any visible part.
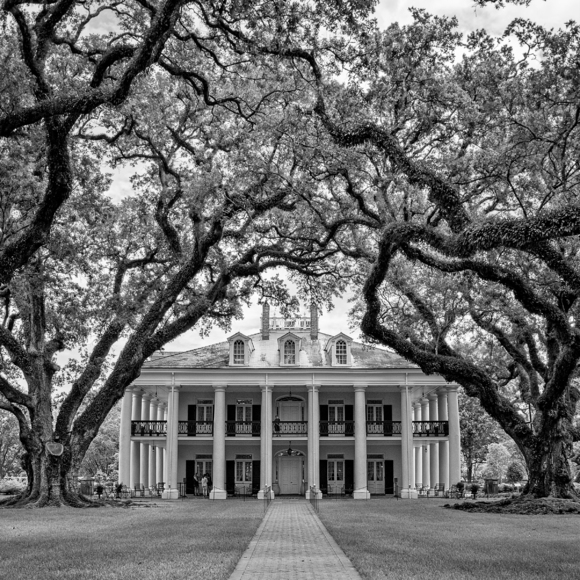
[192,472,212,497]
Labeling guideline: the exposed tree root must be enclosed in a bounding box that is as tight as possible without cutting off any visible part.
[445,496,580,514]
[0,491,131,509]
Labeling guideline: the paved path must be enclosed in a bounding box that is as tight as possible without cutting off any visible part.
[229,501,362,580]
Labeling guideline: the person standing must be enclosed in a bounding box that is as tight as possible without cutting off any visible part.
[202,473,208,498]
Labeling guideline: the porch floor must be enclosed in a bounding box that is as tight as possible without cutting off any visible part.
[229,501,361,580]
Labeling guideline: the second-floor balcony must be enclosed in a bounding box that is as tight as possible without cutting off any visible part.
[130,419,449,438]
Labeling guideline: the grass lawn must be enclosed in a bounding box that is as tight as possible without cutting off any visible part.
[0,499,264,580]
[318,498,580,580]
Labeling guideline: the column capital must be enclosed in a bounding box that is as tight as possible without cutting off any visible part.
[428,393,438,401]
[437,387,448,397]
[260,383,272,392]
[306,383,321,392]
[141,393,153,401]
[445,384,459,392]
[212,384,227,392]
[132,390,143,399]
[353,383,368,392]
[420,397,429,406]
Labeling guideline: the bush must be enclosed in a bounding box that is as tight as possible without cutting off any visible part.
[498,483,514,493]
[0,479,26,495]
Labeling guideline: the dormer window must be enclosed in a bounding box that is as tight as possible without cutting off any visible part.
[233,340,245,364]
[284,340,296,364]
[277,331,302,366]
[227,333,254,366]
[325,333,353,367]
[336,340,347,365]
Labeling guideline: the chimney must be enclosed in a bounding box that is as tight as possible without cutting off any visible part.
[310,303,318,340]
[262,302,270,340]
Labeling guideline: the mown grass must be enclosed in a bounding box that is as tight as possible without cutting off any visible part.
[0,500,264,580]
[318,498,580,580]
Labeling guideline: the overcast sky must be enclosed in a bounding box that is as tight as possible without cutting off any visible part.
[107,0,578,352]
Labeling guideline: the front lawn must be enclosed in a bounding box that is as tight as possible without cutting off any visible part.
[0,500,264,580]
[318,498,580,580]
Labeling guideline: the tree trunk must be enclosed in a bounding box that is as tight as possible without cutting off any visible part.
[525,433,578,499]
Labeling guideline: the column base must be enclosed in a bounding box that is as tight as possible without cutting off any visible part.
[161,488,179,500]
[353,488,371,500]
[305,489,322,499]
[257,489,276,500]
[400,488,419,499]
[209,488,227,500]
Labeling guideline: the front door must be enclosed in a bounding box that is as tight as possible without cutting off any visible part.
[367,459,385,494]
[279,457,301,494]
[279,401,301,421]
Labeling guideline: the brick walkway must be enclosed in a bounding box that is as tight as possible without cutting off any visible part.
[229,501,362,580]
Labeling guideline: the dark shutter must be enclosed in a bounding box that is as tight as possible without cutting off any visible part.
[226,460,235,496]
[385,460,394,494]
[252,460,261,495]
[319,460,328,495]
[320,405,328,437]
[187,405,196,436]
[252,404,261,437]
[227,404,236,437]
[345,405,354,420]
[186,460,196,494]
[345,460,354,495]
[384,405,393,436]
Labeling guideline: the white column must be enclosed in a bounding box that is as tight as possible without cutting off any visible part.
[140,394,151,488]
[156,403,165,485]
[447,385,461,485]
[429,393,439,490]
[162,386,180,499]
[130,391,142,488]
[118,389,133,487]
[210,384,227,499]
[353,384,370,499]
[306,384,321,499]
[421,397,430,489]
[148,398,158,486]
[258,384,273,499]
[438,389,449,489]
[162,406,167,486]
[400,386,417,499]
[413,403,422,486]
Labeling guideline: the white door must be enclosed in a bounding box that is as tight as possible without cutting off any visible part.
[279,457,301,494]
[280,402,301,421]
[367,460,385,494]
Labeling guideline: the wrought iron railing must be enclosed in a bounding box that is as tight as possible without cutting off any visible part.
[319,421,355,436]
[366,421,402,436]
[226,421,261,436]
[178,420,213,435]
[131,420,167,436]
[412,421,448,436]
[273,420,308,435]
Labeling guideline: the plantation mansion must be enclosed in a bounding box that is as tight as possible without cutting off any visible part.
[118,304,461,499]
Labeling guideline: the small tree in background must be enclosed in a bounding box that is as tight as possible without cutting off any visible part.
[506,462,525,484]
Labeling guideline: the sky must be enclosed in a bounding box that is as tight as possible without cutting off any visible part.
[106,0,578,352]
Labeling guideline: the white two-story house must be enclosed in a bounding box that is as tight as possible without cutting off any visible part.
[118,304,461,499]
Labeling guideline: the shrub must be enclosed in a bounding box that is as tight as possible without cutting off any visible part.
[498,483,514,493]
[0,479,26,495]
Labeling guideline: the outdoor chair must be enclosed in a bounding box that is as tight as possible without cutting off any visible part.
[433,483,445,497]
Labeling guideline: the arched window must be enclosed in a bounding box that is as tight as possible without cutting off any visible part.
[283,340,296,365]
[233,340,245,364]
[336,340,347,365]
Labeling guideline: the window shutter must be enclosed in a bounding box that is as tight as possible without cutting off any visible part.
[319,460,328,494]
[385,460,394,494]
[345,460,354,495]
[252,405,261,437]
[188,405,197,436]
[252,460,261,495]
[345,405,354,421]
[185,460,196,494]
[227,405,236,437]
[320,405,328,437]
[226,461,235,495]
[383,405,392,436]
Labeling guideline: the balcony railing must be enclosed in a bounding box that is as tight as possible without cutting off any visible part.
[273,420,308,436]
[178,420,213,435]
[366,421,402,436]
[320,421,355,436]
[413,421,449,436]
[131,421,167,436]
[226,421,261,436]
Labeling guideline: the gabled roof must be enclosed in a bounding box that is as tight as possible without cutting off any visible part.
[324,332,353,352]
[143,330,413,369]
[227,332,255,352]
